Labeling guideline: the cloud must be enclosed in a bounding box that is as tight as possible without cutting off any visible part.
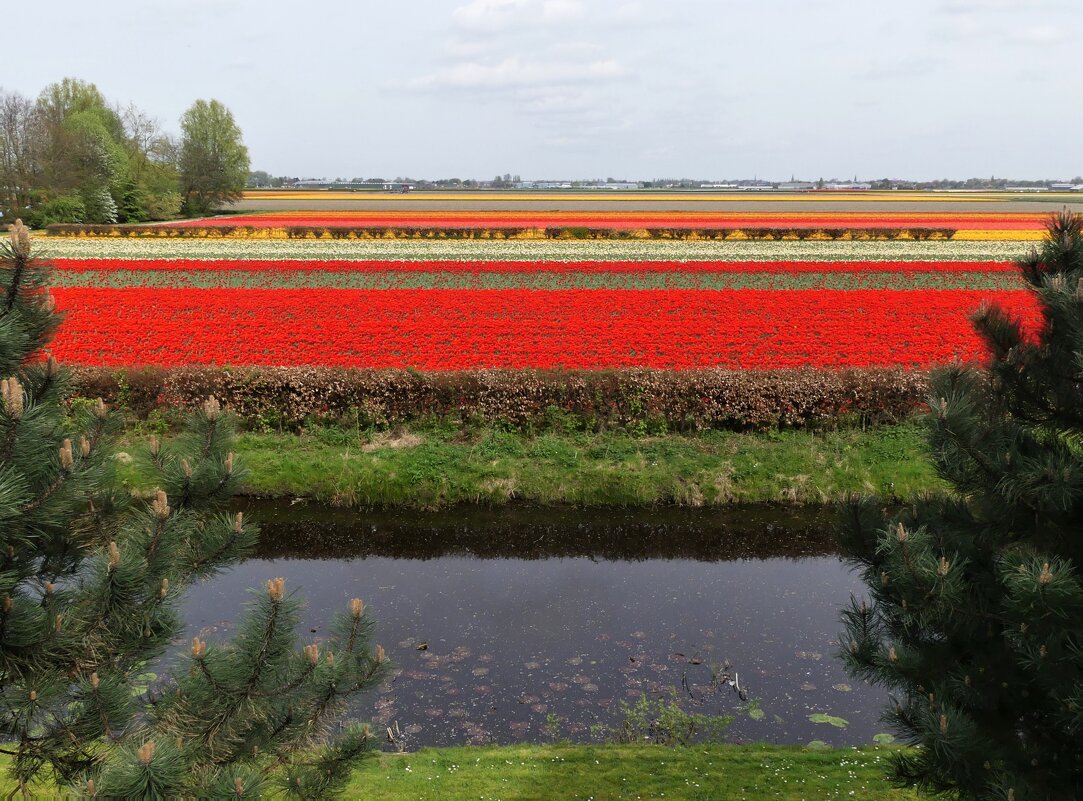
[937,0,1062,11]
[452,0,530,33]
[451,0,583,32]
[539,111,635,149]
[1011,24,1066,44]
[934,5,1073,45]
[541,0,584,21]
[549,41,608,58]
[934,0,1076,43]
[520,90,596,115]
[857,55,946,81]
[405,0,638,147]
[443,38,502,58]
[607,0,683,29]
[418,2,633,97]
[409,55,626,91]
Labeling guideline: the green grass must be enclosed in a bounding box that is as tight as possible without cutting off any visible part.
[345,744,920,800]
[51,268,1022,290]
[116,421,943,509]
[3,745,920,799]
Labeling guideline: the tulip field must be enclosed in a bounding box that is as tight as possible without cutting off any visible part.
[40,224,1043,370]
[156,210,1051,240]
[162,209,1045,228]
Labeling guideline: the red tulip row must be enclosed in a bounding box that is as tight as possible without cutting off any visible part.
[48,288,1039,370]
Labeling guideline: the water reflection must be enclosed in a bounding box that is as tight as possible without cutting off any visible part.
[177,503,881,749]
[243,500,839,562]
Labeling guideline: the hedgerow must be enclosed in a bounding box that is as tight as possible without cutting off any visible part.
[70,366,929,432]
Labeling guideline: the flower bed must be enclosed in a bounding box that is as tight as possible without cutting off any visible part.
[42,235,1038,385]
[157,210,1048,230]
[50,287,1038,370]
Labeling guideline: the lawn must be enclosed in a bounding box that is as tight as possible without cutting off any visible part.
[3,745,920,800]
[116,421,943,509]
[345,744,920,801]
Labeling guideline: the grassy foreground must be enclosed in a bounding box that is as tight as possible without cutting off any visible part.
[346,744,920,801]
[5,745,918,800]
[119,421,941,508]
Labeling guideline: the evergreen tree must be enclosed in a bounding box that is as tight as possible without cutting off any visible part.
[0,221,389,797]
[839,211,1083,801]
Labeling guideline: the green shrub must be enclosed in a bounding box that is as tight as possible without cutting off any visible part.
[29,194,86,226]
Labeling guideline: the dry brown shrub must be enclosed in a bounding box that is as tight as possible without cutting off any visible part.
[69,367,929,433]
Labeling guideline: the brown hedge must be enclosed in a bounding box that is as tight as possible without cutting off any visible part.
[69,367,930,432]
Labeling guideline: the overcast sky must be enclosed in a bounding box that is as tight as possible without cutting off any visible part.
[6,0,1080,180]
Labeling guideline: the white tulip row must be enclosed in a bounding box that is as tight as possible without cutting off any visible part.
[41,238,1034,263]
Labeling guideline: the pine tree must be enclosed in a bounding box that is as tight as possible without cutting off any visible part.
[0,220,389,798]
[839,211,1083,801]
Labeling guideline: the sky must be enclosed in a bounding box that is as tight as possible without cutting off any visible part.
[5,0,1081,180]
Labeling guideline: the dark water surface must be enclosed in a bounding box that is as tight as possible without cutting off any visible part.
[177,502,888,749]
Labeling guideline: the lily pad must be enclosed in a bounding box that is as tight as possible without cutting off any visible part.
[805,740,831,751]
[808,713,850,728]
[873,733,897,745]
[747,707,765,720]
[129,671,158,696]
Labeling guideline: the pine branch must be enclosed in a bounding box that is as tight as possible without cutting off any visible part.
[839,211,1083,799]
[0,227,389,796]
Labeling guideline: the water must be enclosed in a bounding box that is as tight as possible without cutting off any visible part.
[177,502,888,749]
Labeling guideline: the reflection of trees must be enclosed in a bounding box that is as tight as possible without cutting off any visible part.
[241,501,838,562]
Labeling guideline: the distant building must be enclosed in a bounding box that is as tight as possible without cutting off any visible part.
[823,182,872,190]
[515,181,574,189]
[777,181,814,191]
[292,179,413,192]
[1051,183,1082,191]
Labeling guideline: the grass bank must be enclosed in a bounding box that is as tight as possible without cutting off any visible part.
[345,744,919,800]
[118,421,942,508]
[5,744,917,799]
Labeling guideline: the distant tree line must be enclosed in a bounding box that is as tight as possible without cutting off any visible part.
[867,176,1083,190]
[0,78,249,226]
[247,175,488,190]
[642,177,1083,190]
